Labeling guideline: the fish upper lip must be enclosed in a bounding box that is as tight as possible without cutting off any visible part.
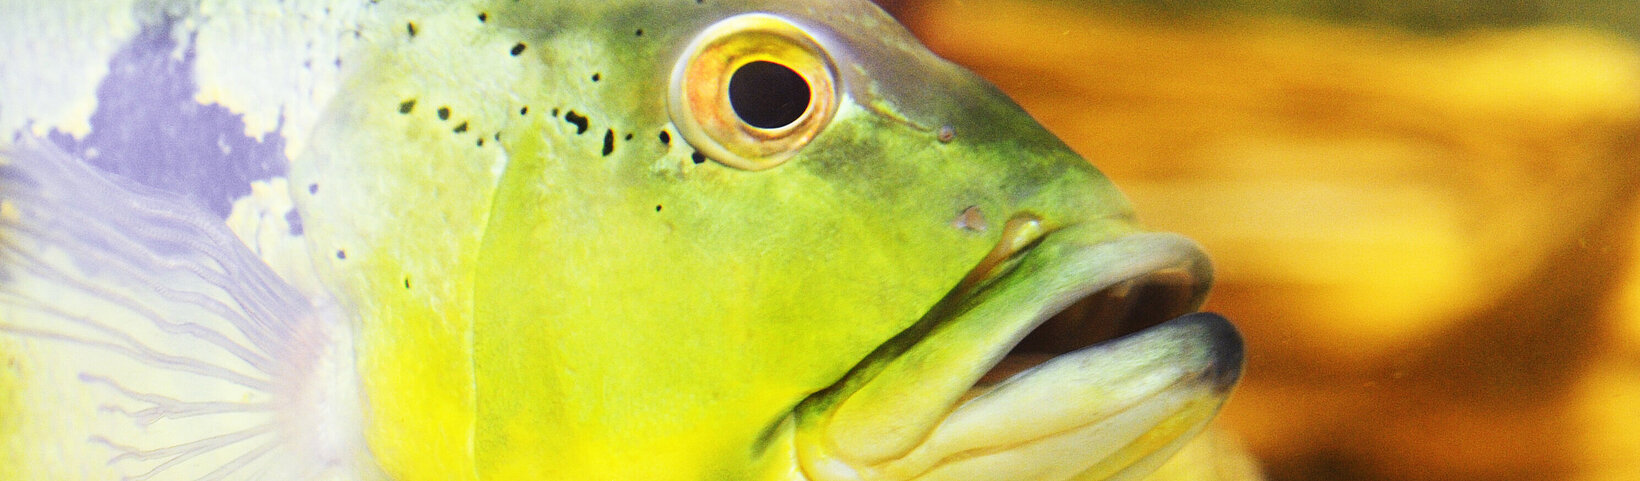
[795,219,1240,481]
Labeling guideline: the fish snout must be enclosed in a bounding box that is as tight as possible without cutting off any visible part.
[793,223,1244,481]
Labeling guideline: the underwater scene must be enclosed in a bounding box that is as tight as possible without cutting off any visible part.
[2,0,1635,480]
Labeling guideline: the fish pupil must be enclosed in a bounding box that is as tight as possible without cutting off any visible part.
[728,61,810,129]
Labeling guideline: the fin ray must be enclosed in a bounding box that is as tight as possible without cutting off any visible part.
[0,231,278,374]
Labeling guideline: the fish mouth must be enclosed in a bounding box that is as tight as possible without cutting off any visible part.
[794,216,1244,481]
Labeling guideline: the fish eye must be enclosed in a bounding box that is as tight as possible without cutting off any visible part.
[669,14,839,171]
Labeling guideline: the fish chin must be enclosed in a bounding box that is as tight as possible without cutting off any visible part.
[794,226,1244,481]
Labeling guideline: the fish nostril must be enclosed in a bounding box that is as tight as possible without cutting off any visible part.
[952,205,987,233]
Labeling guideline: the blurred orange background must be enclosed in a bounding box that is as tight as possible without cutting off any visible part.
[874,1,1640,480]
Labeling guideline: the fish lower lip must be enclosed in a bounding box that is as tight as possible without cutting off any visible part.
[795,226,1243,481]
[904,312,1243,481]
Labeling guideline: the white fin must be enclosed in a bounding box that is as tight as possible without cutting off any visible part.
[0,138,383,481]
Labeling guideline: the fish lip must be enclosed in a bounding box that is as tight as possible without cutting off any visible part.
[794,221,1244,480]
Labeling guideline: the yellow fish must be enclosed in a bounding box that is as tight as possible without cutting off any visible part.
[0,1,1244,480]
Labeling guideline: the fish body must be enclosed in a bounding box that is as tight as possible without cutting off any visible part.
[0,1,1245,481]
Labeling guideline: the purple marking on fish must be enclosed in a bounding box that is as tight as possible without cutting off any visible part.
[47,16,291,220]
[286,208,305,235]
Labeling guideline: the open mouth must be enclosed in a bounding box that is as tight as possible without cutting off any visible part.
[795,217,1242,481]
[938,213,1219,395]
[970,264,1207,390]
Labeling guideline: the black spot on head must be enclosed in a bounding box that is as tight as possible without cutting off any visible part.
[510,43,527,56]
[336,249,347,260]
[655,204,662,212]
[404,277,412,289]
[477,138,484,147]
[437,107,450,120]
[453,121,468,133]
[658,130,671,145]
[519,106,529,115]
[564,111,589,134]
[624,133,633,141]
[551,108,560,117]
[406,22,417,37]
[691,151,706,164]
[591,73,601,82]
[635,29,644,36]
[478,12,488,22]
[601,129,615,156]
[308,183,319,194]
[398,99,416,114]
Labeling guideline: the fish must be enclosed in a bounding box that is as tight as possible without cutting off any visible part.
[0,1,1245,480]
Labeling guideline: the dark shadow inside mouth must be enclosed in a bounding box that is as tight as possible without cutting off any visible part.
[976,269,1201,386]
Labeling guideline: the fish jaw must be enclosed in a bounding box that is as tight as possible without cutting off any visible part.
[792,223,1244,481]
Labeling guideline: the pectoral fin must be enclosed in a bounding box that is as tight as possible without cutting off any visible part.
[0,138,382,481]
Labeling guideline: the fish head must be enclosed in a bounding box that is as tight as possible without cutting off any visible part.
[453,1,1242,480]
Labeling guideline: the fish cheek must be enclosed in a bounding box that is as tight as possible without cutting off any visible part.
[794,110,1006,275]
[470,108,977,477]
